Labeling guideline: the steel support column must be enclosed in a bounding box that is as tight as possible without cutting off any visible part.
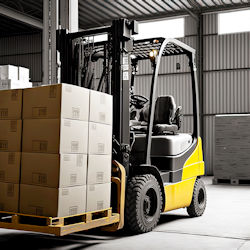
[43,0,59,85]
[197,14,204,140]
[60,0,79,33]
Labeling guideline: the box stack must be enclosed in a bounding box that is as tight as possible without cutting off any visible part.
[214,114,250,180]
[86,90,112,212]
[0,89,22,212]
[20,84,89,217]
[0,65,32,90]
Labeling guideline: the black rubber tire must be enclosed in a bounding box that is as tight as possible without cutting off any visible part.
[125,174,162,234]
[187,178,207,217]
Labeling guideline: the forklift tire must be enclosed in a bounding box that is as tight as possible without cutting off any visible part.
[125,174,162,233]
[187,178,207,217]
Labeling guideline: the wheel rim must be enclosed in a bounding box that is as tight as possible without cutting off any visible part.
[143,188,158,221]
[198,188,205,208]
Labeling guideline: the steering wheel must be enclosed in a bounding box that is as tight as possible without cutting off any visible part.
[130,94,149,109]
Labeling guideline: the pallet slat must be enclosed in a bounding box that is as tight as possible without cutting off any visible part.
[213,178,250,185]
[0,208,119,236]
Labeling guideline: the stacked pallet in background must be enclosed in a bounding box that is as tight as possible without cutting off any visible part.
[87,90,112,212]
[0,65,32,90]
[0,89,22,212]
[213,114,250,184]
[20,84,89,217]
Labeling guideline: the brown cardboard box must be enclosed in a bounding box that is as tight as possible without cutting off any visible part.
[21,153,87,188]
[0,120,22,152]
[0,89,22,119]
[88,122,112,155]
[23,84,89,121]
[20,184,86,217]
[22,119,88,154]
[0,182,19,212]
[89,90,112,125]
[0,152,21,183]
[86,183,111,212]
[87,155,111,185]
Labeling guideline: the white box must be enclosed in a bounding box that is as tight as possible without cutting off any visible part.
[22,119,89,154]
[0,79,32,90]
[20,184,86,217]
[89,90,112,125]
[21,153,87,188]
[18,66,29,82]
[87,155,111,184]
[0,65,18,80]
[88,122,112,155]
[86,183,111,212]
[23,83,89,121]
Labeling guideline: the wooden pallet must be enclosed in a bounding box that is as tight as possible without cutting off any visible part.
[213,178,250,186]
[0,208,119,236]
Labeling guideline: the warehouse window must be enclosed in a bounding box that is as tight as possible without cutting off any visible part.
[91,18,184,42]
[134,18,184,40]
[218,10,250,34]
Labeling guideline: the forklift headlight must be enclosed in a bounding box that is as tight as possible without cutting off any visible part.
[149,49,158,59]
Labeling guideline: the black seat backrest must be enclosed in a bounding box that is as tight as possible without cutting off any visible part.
[154,95,176,125]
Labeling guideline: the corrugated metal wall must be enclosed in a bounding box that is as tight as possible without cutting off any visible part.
[134,13,250,175]
[0,32,42,83]
[203,13,250,175]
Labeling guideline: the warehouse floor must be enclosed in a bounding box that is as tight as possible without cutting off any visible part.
[0,177,250,250]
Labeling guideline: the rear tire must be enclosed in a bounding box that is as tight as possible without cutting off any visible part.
[187,178,207,217]
[125,174,162,233]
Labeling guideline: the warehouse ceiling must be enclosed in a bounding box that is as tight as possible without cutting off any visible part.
[0,0,249,35]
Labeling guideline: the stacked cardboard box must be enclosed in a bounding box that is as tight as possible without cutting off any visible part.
[214,114,250,179]
[0,65,32,90]
[0,89,22,212]
[86,90,112,212]
[20,84,89,217]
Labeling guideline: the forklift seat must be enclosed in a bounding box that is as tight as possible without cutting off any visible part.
[153,96,180,134]
[132,95,181,134]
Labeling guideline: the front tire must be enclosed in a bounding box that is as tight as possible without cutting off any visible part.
[125,174,162,233]
[187,178,207,217]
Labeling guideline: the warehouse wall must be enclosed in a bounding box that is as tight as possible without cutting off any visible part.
[0,32,42,83]
[203,13,250,175]
[134,13,250,175]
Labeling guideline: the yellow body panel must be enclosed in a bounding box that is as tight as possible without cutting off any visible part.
[163,137,205,212]
[164,177,196,212]
[182,137,204,180]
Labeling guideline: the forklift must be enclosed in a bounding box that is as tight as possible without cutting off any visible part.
[0,19,206,235]
[57,19,207,233]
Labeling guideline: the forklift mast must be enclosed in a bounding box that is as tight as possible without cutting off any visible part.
[57,19,138,175]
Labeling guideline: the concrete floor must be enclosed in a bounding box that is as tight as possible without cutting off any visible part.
[0,177,250,250]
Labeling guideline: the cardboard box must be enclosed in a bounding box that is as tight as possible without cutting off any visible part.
[0,65,18,80]
[0,152,21,183]
[0,89,22,119]
[88,122,112,155]
[23,83,89,120]
[21,153,87,188]
[0,120,22,152]
[18,67,29,82]
[86,183,111,212]
[0,79,32,90]
[22,119,88,154]
[0,182,19,212]
[89,90,112,125]
[20,184,86,217]
[87,155,111,184]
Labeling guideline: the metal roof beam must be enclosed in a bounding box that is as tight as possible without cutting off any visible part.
[0,3,43,29]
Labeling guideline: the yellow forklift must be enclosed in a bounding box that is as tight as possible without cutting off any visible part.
[0,19,206,235]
